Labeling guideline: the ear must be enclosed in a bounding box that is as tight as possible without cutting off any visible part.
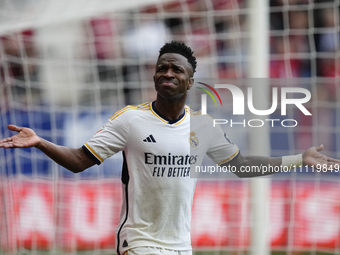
[187,77,194,90]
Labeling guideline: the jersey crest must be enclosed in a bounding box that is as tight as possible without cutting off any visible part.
[189,131,198,148]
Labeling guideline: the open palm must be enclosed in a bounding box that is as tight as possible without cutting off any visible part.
[0,125,40,148]
[303,145,340,169]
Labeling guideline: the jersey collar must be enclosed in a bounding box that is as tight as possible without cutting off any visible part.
[151,101,186,125]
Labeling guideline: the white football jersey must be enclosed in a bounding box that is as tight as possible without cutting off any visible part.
[83,102,239,255]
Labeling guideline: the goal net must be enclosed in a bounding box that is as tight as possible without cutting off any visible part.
[1,0,340,254]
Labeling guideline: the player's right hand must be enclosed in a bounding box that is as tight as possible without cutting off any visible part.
[0,125,41,148]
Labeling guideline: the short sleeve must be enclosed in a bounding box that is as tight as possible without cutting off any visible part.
[83,113,129,164]
[206,124,239,165]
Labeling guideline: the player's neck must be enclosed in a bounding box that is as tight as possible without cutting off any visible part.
[154,97,186,121]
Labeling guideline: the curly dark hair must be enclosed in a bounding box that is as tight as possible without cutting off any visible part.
[158,41,197,73]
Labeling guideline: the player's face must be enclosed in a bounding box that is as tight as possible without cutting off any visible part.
[153,53,194,100]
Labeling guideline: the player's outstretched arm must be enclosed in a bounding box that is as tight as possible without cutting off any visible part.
[0,125,96,173]
[222,145,340,178]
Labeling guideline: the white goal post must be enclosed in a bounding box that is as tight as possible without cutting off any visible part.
[0,0,175,35]
[248,1,271,255]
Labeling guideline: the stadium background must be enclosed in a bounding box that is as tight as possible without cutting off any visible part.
[1,0,340,254]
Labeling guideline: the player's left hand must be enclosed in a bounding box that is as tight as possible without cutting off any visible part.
[303,144,340,170]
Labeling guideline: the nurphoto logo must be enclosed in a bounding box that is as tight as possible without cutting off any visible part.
[197,82,312,128]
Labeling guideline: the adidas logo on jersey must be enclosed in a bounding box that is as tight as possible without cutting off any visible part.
[122,240,128,247]
[143,134,156,143]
